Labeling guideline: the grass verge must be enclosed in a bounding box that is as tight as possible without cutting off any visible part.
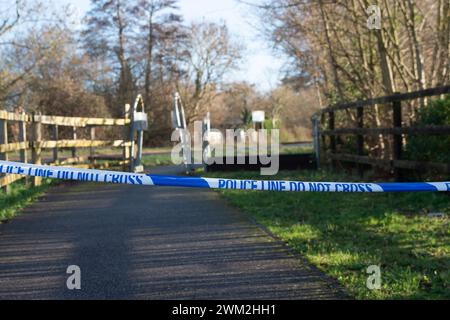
[0,179,52,222]
[204,170,450,299]
[141,153,173,167]
[280,146,313,154]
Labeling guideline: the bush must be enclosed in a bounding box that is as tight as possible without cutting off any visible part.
[263,118,281,130]
[405,96,450,163]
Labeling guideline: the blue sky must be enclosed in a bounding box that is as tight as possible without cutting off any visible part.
[60,0,284,92]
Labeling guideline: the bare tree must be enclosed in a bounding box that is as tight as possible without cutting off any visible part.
[83,0,137,115]
[178,21,243,124]
[254,0,449,101]
[0,0,21,38]
[251,0,449,155]
[0,1,76,105]
[132,0,183,104]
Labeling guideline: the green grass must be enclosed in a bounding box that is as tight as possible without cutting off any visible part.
[280,146,313,154]
[204,170,450,299]
[0,179,52,222]
[141,153,174,167]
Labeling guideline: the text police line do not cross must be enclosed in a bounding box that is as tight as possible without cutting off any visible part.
[1,161,450,193]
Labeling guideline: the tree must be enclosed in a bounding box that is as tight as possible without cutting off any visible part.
[0,0,21,38]
[132,0,184,104]
[254,0,450,103]
[0,0,66,105]
[252,0,450,154]
[178,21,243,124]
[83,0,137,115]
[129,0,186,145]
[3,25,110,118]
[241,107,252,127]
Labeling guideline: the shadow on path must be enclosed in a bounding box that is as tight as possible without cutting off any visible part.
[0,166,345,299]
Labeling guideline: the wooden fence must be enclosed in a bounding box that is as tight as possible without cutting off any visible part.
[312,85,450,180]
[0,104,135,193]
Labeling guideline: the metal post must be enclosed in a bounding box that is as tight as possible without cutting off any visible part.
[0,118,9,193]
[123,104,131,172]
[135,130,144,171]
[31,112,42,187]
[202,112,211,170]
[133,95,147,173]
[174,93,191,173]
[129,106,135,172]
[19,114,28,164]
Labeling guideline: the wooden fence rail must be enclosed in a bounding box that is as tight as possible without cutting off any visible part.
[0,104,135,193]
[312,85,450,180]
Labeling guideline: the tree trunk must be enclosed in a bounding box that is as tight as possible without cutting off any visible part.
[318,0,344,103]
[144,10,155,108]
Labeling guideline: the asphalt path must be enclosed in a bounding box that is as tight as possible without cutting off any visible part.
[0,166,345,299]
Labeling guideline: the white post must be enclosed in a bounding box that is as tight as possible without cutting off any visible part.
[202,112,211,169]
[173,93,192,173]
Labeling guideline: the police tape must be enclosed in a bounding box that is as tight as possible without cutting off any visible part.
[1,160,450,193]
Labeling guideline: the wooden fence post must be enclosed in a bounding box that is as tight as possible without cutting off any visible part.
[356,107,364,177]
[328,111,336,169]
[31,112,42,187]
[123,104,131,172]
[0,118,10,193]
[52,125,59,164]
[320,113,326,167]
[393,93,403,181]
[72,126,77,158]
[89,126,96,168]
[312,116,320,169]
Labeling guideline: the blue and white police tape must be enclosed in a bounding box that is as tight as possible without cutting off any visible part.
[1,160,450,193]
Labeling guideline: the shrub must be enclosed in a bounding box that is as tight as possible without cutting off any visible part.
[405,95,450,163]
